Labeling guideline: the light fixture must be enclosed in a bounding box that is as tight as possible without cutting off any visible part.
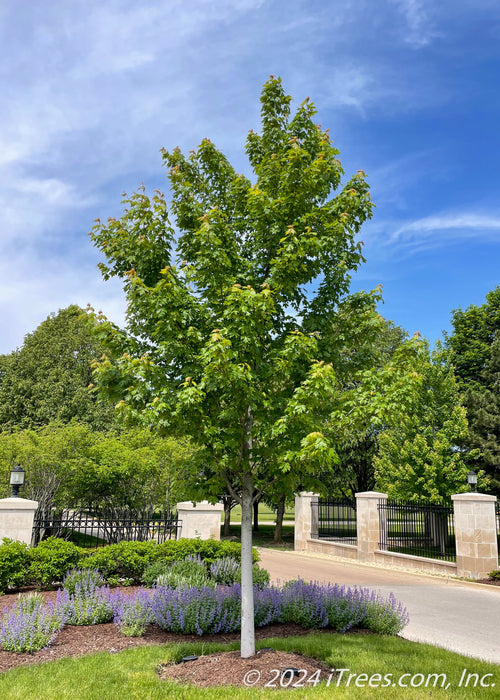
[467,469,477,493]
[9,465,25,498]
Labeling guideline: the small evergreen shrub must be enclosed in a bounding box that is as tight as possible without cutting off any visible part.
[28,538,83,588]
[3,538,260,593]
[0,539,30,593]
[488,569,500,580]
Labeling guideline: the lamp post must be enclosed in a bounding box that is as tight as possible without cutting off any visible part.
[9,465,25,498]
[467,469,477,493]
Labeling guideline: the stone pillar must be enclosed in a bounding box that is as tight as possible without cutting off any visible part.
[176,501,223,540]
[294,492,319,550]
[452,493,498,579]
[356,491,387,562]
[0,497,39,545]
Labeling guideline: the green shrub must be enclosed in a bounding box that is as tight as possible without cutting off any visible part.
[81,541,156,582]
[152,539,259,567]
[0,538,30,593]
[488,569,500,580]
[141,560,170,587]
[24,538,260,589]
[28,538,83,588]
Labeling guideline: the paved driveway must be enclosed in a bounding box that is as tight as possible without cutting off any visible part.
[257,548,500,665]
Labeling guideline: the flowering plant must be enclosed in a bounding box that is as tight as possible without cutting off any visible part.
[0,593,64,652]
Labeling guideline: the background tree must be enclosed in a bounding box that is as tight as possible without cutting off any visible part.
[67,428,192,511]
[374,343,487,502]
[0,422,191,512]
[0,422,95,510]
[0,306,114,432]
[446,286,500,492]
[307,294,408,502]
[89,77,374,657]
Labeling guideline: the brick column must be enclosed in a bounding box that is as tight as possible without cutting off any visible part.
[294,493,318,551]
[176,501,223,540]
[0,497,39,545]
[356,491,387,562]
[452,493,498,579]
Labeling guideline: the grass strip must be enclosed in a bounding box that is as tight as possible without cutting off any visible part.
[0,633,498,699]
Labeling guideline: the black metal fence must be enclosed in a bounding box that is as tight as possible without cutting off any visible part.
[32,507,181,548]
[312,499,357,544]
[378,500,456,562]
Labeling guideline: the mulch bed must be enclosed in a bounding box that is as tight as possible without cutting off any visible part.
[158,648,333,688]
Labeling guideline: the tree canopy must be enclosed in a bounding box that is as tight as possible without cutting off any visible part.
[0,422,191,512]
[374,343,486,502]
[0,306,114,432]
[446,286,500,492]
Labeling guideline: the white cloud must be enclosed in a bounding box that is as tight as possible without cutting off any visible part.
[0,245,126,354]
[393,213,500,240]
[390,0,440,47]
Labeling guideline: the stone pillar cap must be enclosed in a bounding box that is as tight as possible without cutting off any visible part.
[176,501,224,511]
[452,492,497,502]
[0,497,39,509]
[355,491,388,499]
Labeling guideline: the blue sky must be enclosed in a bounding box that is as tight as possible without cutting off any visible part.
[1,0,499,354]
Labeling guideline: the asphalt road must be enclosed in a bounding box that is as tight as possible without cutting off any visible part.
[257,548,500,665]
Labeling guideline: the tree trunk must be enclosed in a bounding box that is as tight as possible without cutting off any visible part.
[222,496,232,537]
[240,471,255,658]
[253,495,260,532]
[272,492,286,544]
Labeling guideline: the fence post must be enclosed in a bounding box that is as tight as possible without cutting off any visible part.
[294,492,319,551]
[0,497,39,545]
[355,491,387,562]
[452,493,498,579]
[176,501,223,540]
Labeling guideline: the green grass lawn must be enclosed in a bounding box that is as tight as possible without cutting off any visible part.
[64,529,108,548]
[0,633,497,699]
[223,504,295,523]
[222,523,295,548]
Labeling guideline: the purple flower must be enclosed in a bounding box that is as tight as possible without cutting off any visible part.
[0,595,64,653]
